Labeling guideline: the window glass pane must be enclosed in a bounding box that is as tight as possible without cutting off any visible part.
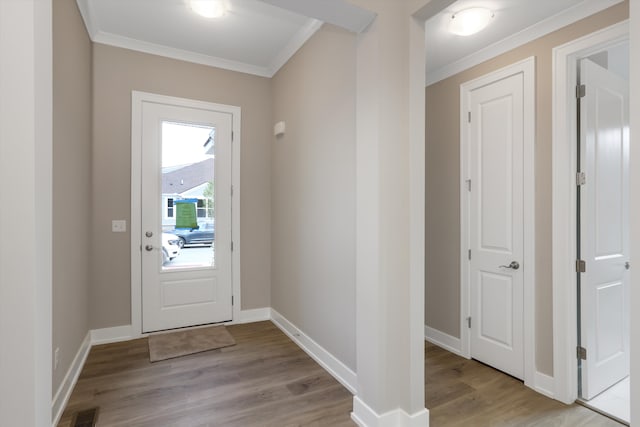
[161,121,216,270]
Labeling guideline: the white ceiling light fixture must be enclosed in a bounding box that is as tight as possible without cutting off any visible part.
[189,0,228,19]
[449,7,494,36]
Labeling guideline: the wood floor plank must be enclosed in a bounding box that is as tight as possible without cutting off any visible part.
[57,323,624,426]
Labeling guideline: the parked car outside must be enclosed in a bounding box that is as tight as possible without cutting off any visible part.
[170,222,215,247]
[162,232,181,265]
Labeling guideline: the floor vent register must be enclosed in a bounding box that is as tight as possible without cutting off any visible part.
[71,407,99,427]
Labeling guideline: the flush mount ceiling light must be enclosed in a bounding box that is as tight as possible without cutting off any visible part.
[189,0,227,18]
[449,7,494,36]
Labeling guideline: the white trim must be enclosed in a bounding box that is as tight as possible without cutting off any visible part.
[266,19,323,76]
[51,332,91,427]
[426,0,624,86]
[131,91,241,337]
[75,0,321,78]
[424,325,463,357]
[270,309,358,395]
[93,31,273,77]
[230,103,242,330]
[91,325,134,345]
[459,56,536,387]
[74,0,98,39]
[551,20,629,405]
[534,372,556,399]
[236,308,271,324]
[351,396,430,427]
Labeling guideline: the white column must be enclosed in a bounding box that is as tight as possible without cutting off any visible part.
[351,1,428,425]
[0,0,53,425]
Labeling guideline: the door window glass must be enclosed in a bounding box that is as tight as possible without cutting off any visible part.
[161,121,216,270]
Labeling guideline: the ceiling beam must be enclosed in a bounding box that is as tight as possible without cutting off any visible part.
[257,0,377,33]
[412,0,457,22]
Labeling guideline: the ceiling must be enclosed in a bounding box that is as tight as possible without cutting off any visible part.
[77,0,624,82]
[425,0,623,84]
[77,0,322,77]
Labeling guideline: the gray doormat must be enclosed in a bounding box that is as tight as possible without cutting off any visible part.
[148,325,236,362]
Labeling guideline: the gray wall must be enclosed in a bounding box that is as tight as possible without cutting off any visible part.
[90,44,272,328]
[52,0,93,393]
[271,24,357,370]
[425,1,628,376]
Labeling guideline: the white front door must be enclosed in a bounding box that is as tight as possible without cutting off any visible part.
[467,71,525,380]
[140,98,233,333]
[579,58,630,400]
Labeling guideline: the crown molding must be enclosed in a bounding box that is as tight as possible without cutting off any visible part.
[268,19,323,76]
[76,0,323,78]
[426,0,624,86]
[93,30,274,77]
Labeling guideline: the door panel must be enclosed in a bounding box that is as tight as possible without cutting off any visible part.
[141,101,233,333]
[478,272,514,348]
[469,72,524,380]
[579,58,629,400]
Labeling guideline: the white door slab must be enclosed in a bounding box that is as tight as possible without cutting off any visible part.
[467,71,525,380]
[579,58,630,400]
[140,100,233,332]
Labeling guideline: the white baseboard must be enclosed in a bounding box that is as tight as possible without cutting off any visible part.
[236,307,271,324]
[424,325,463,357]
[51,331,92,427]
[91,325,133,345]
[351,396,430,427]
[270,308,358,394]
[533,371,556,399]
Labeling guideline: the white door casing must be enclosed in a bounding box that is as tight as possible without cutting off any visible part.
[551,22,628,404]
[131,91,241,336]
[579,58,630,400]
[461,57,535,385]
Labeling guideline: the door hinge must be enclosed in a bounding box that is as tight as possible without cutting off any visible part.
[231,241,234,252]
[468,249,472,260]
[468,111,471,123]
[231,131,234,142]
[466,179,471,192]
[576,84,586,98]
[576,172,586,186]
[577,346,587,360]
[232,295,234,306]
[467,317,472,328]
[231,185,234,197]
[576,259,586,273]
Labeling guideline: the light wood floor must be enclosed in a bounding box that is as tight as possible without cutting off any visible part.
[57,321,622,426]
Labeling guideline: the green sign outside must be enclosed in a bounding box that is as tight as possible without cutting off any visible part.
[175,199,198,229]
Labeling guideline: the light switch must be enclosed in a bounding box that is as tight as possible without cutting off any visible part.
[112,220,127,232]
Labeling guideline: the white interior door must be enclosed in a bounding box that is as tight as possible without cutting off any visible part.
[140,100,233,333]
[468,72,525,380]
[579,58,630,400]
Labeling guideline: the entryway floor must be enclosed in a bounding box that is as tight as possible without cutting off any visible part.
[581,377,630,425]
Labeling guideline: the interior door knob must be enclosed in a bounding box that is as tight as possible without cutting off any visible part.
[499,261,520,270]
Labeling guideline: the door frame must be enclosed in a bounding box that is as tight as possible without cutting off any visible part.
[130,91,241,337]
[460,57,536,387]
[551,20,629,404]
